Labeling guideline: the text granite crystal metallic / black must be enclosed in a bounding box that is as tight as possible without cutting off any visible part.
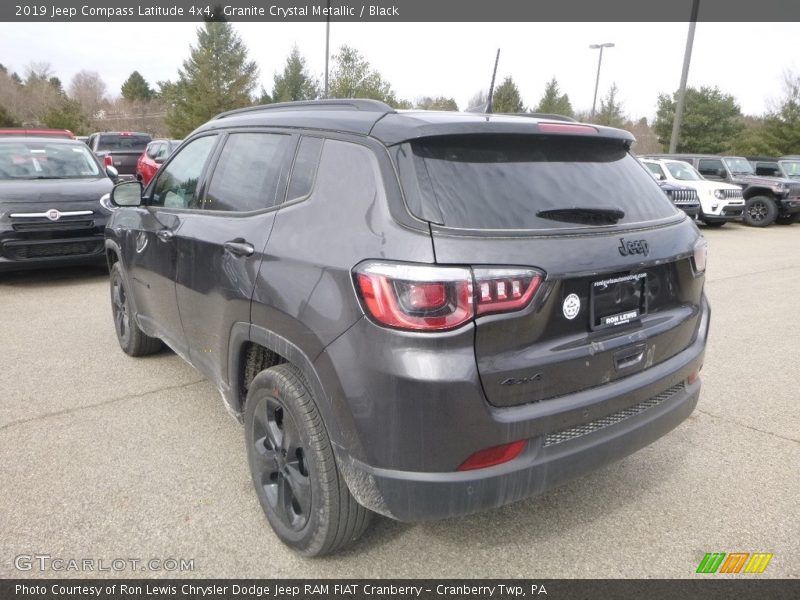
[103,100,710,556]
[0,136,115,271]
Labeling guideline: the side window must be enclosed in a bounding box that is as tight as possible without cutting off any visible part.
[150,135,217,209]
[155,143,169,159]
[205,132,291,212]
[146,143,160,159]
[286,136,324,202]
[698,159,723,177]
[644,163,665,179]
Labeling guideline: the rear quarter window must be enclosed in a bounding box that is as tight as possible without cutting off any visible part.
[395,134,678,230]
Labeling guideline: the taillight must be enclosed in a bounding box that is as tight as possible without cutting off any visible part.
[458,440,528,471]
[103,154,113,167]
[473,268,543,316]
[354,262,544,332]
[355,262,473,331]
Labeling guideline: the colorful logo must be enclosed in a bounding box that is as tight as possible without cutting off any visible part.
[696,552,773,574]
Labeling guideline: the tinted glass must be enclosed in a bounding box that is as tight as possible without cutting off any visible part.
[698,158,724,175]
[96,134,151,152]
[0,140,101,180]
[399,135,676,230]
[287,136,323,201]
[205,133,291,212]
[150,135,217,209]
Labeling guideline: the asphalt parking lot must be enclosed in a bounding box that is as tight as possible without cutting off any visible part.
[1,222,798,579]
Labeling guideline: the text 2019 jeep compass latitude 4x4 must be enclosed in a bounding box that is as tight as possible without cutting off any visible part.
[104,100,710,556]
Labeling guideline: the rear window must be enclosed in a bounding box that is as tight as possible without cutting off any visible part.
[396,135,677,230]
[96,134,151,152]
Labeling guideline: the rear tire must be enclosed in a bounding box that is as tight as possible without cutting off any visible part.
[244,363,372,556]
[109,262,162,356]
[743,196,778,227]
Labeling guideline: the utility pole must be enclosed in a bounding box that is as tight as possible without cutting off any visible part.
[669,0,700,153]
[589,42,615,120]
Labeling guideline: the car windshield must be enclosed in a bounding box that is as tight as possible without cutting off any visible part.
[666,161,703,181]
[723,157,755,175]
[0,141,102,180]
[96,134,151,152]
[779,160,800,178]
[397,134,676,230]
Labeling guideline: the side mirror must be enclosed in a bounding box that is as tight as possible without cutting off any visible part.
[110,180,144,207]
[106,165,119,183]
[654,173,665,181]
[154,156,166,164]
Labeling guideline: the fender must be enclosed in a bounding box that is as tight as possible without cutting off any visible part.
[226,322,351,454]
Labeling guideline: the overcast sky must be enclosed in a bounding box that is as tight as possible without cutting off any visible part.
[1,22,798,120]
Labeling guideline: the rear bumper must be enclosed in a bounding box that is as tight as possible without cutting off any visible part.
[334,296,710,522]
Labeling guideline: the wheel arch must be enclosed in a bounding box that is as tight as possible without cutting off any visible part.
[742,187,776,201]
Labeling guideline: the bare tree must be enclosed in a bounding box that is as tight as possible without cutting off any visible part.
[68,70,108,119]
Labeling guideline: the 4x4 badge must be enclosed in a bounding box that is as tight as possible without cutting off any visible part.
[618,238,649,257]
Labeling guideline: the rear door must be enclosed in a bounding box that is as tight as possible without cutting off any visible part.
[396,133,705,407]
[174,130,295,387]
[124,134,219,355]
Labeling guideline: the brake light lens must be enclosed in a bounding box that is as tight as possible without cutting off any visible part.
[473,268,543,316]
[355,263,473,331]
[692,238,708,275]
[354,262,544,331]
[538,123,597,135]
[458,440,528,471]
[103,154,113,167]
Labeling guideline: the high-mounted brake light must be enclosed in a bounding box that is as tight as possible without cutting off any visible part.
[103,154,113,167]
[354,262,544,332]
[538,122,598,135]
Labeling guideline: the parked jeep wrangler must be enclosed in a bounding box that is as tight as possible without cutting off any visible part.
[105,100,709,556]
[650,153,800,226]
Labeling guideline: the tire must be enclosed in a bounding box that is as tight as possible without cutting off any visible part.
[775,212,800,225]
[701,220,725,228]
[743,196,778,227]
[244,363,372,556]
[109,262,162,356]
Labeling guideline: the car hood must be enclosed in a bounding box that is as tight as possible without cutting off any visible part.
[673,179,741,192]
[0,177,112,204]
[731,174,795,186]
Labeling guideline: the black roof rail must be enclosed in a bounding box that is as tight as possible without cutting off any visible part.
[213,98,396,121]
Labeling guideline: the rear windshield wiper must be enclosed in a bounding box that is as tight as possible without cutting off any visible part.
[536,207,625,225]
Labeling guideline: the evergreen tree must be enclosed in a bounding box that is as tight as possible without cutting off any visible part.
[595,83,626,128]
[415,96,459,111]
[534,77,573,116]
[165,22,259,137]
[328,45,398,105]
[271,46,319,103]
[492,76,525,113]
[121,71,152,102]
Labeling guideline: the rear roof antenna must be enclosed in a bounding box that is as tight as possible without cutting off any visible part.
[485,48,501,114]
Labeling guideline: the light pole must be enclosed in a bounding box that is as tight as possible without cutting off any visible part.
[589,42,615,120]
[324,0,330,98]
[669,0,701,153]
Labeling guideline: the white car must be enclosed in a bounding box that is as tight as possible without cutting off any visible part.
[640,158,745,227]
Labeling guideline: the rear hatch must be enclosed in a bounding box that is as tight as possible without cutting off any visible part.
[95,134,151,175]
[394,131,706,407]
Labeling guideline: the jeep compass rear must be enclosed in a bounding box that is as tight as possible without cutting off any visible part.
[105,101,709,556]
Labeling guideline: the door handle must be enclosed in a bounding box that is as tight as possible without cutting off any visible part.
[156,229,175,242]
[223,239,254,257]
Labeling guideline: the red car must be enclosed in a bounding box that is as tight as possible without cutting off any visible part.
[0,128,75,139]
[136,138,182,185]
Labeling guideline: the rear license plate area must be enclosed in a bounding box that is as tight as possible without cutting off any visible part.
[590,272,647,331]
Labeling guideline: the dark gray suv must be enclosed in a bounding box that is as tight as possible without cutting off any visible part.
[104,100,710,556]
